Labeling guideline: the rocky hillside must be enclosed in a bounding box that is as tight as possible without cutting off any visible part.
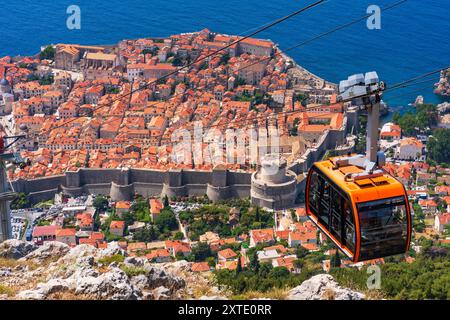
[0,240,364,300]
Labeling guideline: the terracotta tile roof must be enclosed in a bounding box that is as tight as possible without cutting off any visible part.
[250,228,274,243]
[217,248,237,260]
[55,228,76,237]
[115,201,131,210]
[110,220,125,229]
[32,225,61,237]
[191,262,211,272]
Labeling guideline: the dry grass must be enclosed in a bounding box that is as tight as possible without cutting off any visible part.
[322,288,336,300]
[232,287,289,300]
[0,258,38,270]
[47,291,93,300]
[0,285,14,297]
[0,258,21,268]
[363,289,386,300]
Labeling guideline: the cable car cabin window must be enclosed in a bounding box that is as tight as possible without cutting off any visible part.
[308,170,320,215]
[330,188,355,253]
[308,167,356,255]
[318,175,331,226]
[343,200,355,253]
[308,170,330,227]
[357,196,408,261]
[330,188,342,242]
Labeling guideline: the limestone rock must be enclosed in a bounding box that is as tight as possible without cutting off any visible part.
[0,267,12,277]
[130,274,149,290]
[36,278,69,296]
[199,295,228,300]
[96,242,125,259]
[16,278,69,300]
[287,274,365,300]
[16,289,46,300]
[0,240,37,259]
[58,244,97,265]
[124,256,145,267]
[20,241,70,264]
[151,286,171,300]
[145,265,185,291]
[72,267,141,300]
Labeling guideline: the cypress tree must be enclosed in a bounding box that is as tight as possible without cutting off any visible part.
[163,195,169,208]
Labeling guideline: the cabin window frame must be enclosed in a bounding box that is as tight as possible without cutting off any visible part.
[356,195,409,261]
[307,166,356,254]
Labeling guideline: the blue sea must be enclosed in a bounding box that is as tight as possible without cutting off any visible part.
[1,0,449,116]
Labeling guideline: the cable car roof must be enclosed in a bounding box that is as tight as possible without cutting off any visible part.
[313,157,406,203]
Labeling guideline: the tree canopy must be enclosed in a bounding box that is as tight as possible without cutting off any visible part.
[155,208,178,232]
[427,128,450,164]
[93,196,109,211]
[10,193,30,210]
[40,46,56,60]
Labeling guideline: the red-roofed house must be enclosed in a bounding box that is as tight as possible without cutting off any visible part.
[435,213,450,233]
[272,255,298,272]
[90,232,105,241]
[149,198,164,221]
[146,249,172,263]
[249,228,275,247]
[75,212,94,231]
[295,207,308,222]
[275,230,289,241]
[110,220,125,237]
[443,196,450,213]
[288,230,316,248]
[165,240,191,257]
[191,262,211,272]
[435,186,450,196]
[79,238,97,247]
[216,260,238,271]
[418,199,438,215]
[380,123,401,140]
[55,228,77,245]
[115,201,131,217]
[32,225,61,245]
[217,248,238,262]
[396,137,424,161]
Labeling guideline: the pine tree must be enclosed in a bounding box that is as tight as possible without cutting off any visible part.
[163,195,169,208]
[331,249,341,268]
[236,256,243,274]
[255,206,260,222]
[249,251,260,272]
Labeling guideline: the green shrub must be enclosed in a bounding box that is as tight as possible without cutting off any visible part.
[98,254,125,265]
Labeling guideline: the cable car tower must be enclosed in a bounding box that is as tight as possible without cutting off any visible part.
[335,71,386,174]
[305,71,412,262]
[0,124,29,242]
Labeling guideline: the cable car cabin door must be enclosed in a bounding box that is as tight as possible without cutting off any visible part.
[306,166,356,261]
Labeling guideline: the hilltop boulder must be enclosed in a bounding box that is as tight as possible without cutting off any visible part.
[0,240,37,259]
[287,274,365,300]
[20,241,70,264]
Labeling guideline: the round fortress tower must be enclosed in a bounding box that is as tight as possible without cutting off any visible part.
[259,154,288,184]
[251,154,297,210]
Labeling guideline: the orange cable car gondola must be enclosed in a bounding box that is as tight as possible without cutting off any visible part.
[305,72,412,262]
